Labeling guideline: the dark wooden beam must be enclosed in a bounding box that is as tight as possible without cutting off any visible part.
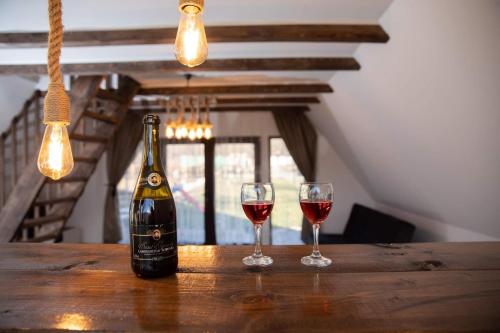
[0,25,389,48]
[133,105,310,113]
[131,96,320,109]
[0,58,359,75]
[216,96,320,104]
[138,84,333,95]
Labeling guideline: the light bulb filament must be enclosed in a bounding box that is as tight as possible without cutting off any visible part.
[37,122,74,180]
[47,126,64,171]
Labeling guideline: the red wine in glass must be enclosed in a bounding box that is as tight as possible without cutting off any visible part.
[242,200,274,224]
[300,200,333,224]
[299,182,334,267]
[241,183,275,267]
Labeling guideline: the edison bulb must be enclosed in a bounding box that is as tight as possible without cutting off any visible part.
[180,126,188,138]
[204,126,212,140]
[175,127,183,140]
[175,4,208,67]
[188,128,197,141]
[196,126,204,139]
[37,122,74,180]
[166,126,175,139]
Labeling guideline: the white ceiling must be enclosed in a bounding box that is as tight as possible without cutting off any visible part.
[0,0,392,31]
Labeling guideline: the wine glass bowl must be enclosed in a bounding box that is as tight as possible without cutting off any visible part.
[241,183,275,266]
[299,182,334,267]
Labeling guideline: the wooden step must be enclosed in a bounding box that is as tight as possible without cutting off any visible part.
[96,89,128,104]
[70,133,108,143]
[20,231,60,243]
[47,176,87,183]
[22,214,67,228]
[83,110,118,124]
[74,156,98,163]
[34,196,78,206]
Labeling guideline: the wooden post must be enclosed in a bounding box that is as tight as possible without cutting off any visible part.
[23,107,29,165]
[0,135,4,207]
[34,91,42,143]
[11,120,17,188]
[204,138,216,245]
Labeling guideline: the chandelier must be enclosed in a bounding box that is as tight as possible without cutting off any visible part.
[164,96,215,141]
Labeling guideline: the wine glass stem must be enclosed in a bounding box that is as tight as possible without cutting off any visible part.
[254,224,263,258]
[312,223,321,258]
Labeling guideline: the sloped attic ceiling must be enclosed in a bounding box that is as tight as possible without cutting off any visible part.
[316,0,500,239]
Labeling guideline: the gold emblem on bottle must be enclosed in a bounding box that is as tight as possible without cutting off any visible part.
[147,173,162,187]
[152,229,161,240]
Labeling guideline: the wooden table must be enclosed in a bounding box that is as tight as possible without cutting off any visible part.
[0,242,499,332]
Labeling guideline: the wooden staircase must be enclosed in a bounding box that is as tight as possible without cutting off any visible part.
[0,75,140,243]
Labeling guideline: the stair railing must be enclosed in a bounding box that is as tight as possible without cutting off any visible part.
[0,90,43,209]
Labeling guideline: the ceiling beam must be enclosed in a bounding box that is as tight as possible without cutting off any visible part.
[216,96,320,104]
[138,84,333,95]
[0,24,389,48]
[133,105,310,113]
[0,58,359,75]
[131,96,320,108]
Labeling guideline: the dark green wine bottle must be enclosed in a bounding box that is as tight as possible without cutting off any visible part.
[129,114,177,278]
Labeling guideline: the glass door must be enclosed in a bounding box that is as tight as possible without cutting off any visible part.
[270,137,305,244]
[165,143,205,244]
[214,138,258,244]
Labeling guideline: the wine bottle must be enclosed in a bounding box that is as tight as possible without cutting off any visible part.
[129,114,177,278]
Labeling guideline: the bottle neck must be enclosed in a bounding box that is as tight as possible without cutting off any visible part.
[142,123,163,171]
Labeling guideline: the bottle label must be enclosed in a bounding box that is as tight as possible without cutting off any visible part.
[147,172,162,187]
[131,224,176,261]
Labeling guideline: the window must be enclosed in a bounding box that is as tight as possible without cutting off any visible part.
[117,142,206,245]
[117,137,259,245]
[214,139,257,244]
[166,143,205,244]
[270,137,305,245]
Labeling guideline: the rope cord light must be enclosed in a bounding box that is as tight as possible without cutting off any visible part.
[45,0,70,124]
[37,0,74,180]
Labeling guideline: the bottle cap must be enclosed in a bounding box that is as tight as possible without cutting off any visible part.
[143,114,160,125]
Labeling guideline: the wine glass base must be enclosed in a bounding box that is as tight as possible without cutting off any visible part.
[242,255,273,267]
[301,255,332,267]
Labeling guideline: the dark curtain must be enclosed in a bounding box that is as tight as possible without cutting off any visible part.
[272,111,317,244]
[103,111,144,243]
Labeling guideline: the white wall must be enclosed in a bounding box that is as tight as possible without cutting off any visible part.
[65,155,108,243]
[316,135,375,234]
[0,76,37,133]
[321,0,500,241]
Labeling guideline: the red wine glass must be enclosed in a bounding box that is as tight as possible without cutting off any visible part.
[299,182,334,267]
[241,182,275,266]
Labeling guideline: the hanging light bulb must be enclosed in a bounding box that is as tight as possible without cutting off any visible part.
[194,96,203,139]
[166,124,176,139]
[196,119,204,139]
[163,100,175,139]
[175,127,183,140]
[175,0,208,67]
[187,97,198,141]
[203,125,212,140]
[188,127,197,140]
[202,96,214,140]
[37,122,74,180]
[37,0,73,180]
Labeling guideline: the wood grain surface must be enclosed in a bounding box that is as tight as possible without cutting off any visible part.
[0,243,499,332]
[0,58,360,76]
[0,25,389,48]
